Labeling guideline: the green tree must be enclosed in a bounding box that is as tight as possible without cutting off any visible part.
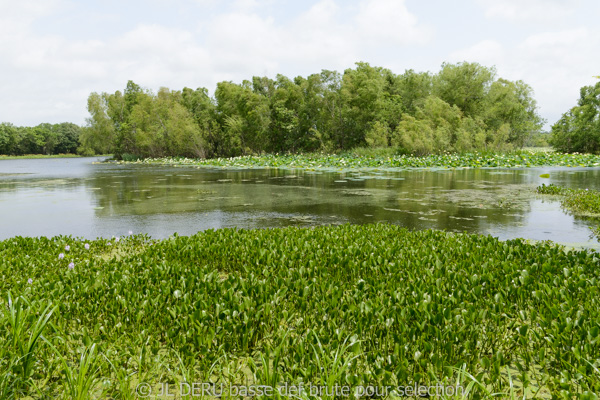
[550,81,600,153]
[54,123,81,154]
[294,73,327,152]
[337,62,391,149]
[393,96,460,154]
[0,123,17,154]
[214,80,271,156]
[156,88,206,157]
[116,80,147,157]
[181,87,219,158]
[81,92,116,155]
[78,62,545,158]
[18,127,44,154]
[393,69,432,116]
[433,62,495,117]
[268,75,304,152]
[316,70,343,151]
[483,79,543,148]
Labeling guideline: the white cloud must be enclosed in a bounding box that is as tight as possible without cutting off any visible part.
[449,40,505,68]
[203,0,432,80]
[449,27,600,127]
[477,0,577,22]
[356,0,432,45]
[0,19,214,123]
[1,0,434,126]
[205,12,280,76]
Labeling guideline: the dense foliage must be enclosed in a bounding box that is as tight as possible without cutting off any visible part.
[0,122,82,156]
[131,150,600,170]
[82,62,544,159]
[2,225,600,398]
[550,81,600,154]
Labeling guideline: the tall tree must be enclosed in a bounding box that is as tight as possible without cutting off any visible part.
[551,81,600,153]
[483,79,543,148]
[433,62,495,117]
[338,62,390,149]
[81,92,116,155]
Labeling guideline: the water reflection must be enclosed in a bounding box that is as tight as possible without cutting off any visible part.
[0,157,599,249]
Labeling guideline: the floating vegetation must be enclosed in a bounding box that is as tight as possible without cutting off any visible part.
[340,189,374,196]
[121,151,600,171]
[2,225,599,397]
[536,184,600,215]
[435,183,535,211]
[537,183,600,241]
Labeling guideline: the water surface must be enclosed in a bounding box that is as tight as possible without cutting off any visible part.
[1,157,599,249]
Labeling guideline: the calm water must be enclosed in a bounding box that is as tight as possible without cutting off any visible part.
[1,157,600,249]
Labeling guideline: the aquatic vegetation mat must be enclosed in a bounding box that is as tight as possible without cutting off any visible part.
[537,184,600,216]
[1,225,600,398]
[124,151,600,171]
[537,183,600,242]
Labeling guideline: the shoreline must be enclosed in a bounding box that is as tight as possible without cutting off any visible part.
[0,154,112,160]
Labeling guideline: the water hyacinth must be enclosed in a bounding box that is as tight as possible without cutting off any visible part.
[58,253,64,259]
[28,278,33,284]
[65,245,70,251]
[537,184,600,215]
[128,230,133,235]
[84,243,90,250]
[68,262,74,270]
[2,225,600,397]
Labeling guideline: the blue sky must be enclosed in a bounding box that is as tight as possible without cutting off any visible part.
[1,0,599,128]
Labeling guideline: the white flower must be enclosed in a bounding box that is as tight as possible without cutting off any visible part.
[68,262,74,270]
[65,245,70,251]
[115,237,120,242]
[128,230,133,235]
[84,243,90,250]
[28,278,33,284]
[58,253,64,259]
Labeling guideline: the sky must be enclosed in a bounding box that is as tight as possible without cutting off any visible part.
[1,0,599,129]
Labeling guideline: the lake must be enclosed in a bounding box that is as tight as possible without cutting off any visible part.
[1,157,599,249]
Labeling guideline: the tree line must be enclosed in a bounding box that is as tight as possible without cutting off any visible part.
[81,62,545,159]
[0,122,82,156]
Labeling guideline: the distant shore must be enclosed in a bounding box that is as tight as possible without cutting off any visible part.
[0,154,111,160]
